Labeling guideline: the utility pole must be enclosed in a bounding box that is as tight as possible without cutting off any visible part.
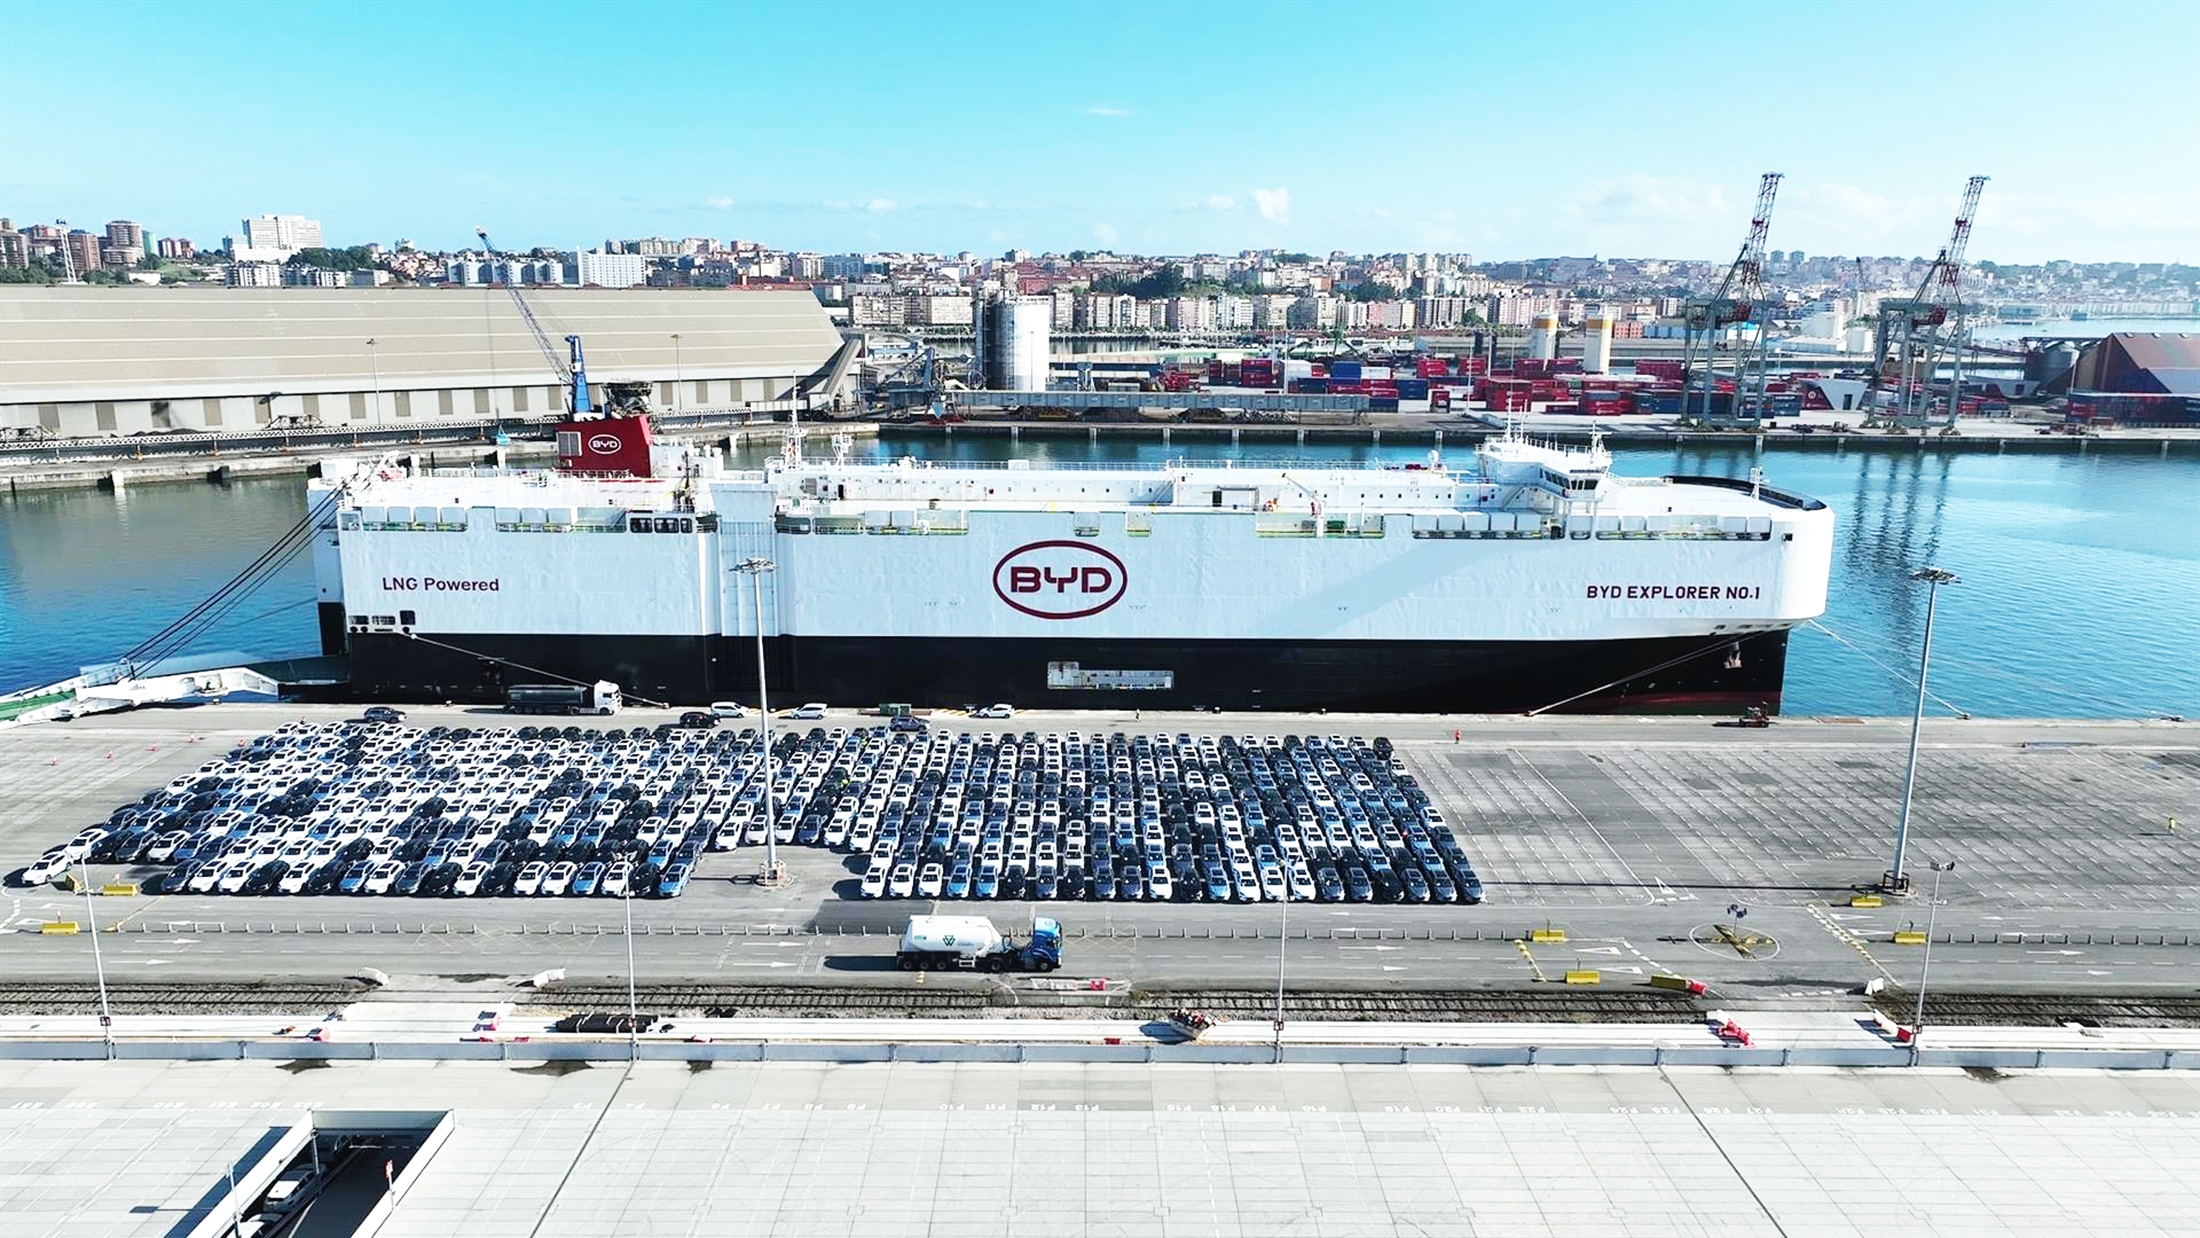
[623,878,639,1061]
[671,333,683,413]
[77,858,114,1059]
[1910,859,1956,1055]
[1887,567,1960,893]
[366,338,382,424]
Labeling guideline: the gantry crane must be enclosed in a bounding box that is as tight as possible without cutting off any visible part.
[1865,177,1987,427]
[1680,173,1783,422]
[476,226,594,417]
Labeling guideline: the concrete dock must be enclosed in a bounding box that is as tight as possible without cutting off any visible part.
[4,1057,2198,1238]
[2,705,2193,1004]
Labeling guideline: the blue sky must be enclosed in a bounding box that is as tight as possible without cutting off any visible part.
[5,0,2195,262]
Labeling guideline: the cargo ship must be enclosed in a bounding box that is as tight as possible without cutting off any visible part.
[309,415,1833,713]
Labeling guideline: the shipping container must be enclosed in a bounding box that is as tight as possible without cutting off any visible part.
[1368,397,1400,412]
[1396,378,1431,399]
[1330,360,1363,380]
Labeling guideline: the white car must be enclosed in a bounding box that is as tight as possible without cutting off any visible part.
[19,850,71,886]
[708,701,750,719]
[861,859,889,898]
[973,703,1016,719]
[187,863,224,894]
[917,861,944,898]
[454,862,490,896]
[784,703,828,720]
[601,860,633,897]
[542,861,578,895]
[279,864,316,895]
[365,861,403,894]
[513,861,548,895]
[215,861,255,894]
[888,862,916,898]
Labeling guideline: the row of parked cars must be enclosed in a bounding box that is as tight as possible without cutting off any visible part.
[8,719,759,898]
[804,727,1483,905]
[16,717,1484,910]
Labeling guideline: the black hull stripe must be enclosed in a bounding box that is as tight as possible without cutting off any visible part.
[339,631,1790,715]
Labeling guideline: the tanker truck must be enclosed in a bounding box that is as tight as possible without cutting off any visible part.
[897,915,1062,972]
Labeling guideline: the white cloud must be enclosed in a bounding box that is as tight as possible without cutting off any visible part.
[865,198,898,214]
[1252,187,1290,223]
[821,199,851,211]
[701,195,734,211]
[1092,222,1118,245]
[1082,105,1132,117]
[1205,195,1236,212]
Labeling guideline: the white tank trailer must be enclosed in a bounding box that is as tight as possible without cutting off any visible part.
[897,915,1063,971]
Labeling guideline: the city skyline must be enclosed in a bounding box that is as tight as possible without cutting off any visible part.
[5,0,2196,264]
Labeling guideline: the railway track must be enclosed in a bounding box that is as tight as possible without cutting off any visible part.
[8,982,2200,1028]
[0,983,367,1016]
[1872,991,2200,1029]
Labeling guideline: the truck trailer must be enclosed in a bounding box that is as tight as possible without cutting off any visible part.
[505,680,623,716]
[897,915,1062,972]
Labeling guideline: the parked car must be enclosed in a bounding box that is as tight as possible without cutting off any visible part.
[708,701,749,719]
[973,704,1016,719]
[785,703,828,720]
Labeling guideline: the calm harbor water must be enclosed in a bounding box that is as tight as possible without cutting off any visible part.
[4,434,2195,718]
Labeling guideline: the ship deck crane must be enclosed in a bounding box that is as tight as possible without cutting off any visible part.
[1865,177,1987,427]
[475,227,593,418]
[1680,173,1783,423]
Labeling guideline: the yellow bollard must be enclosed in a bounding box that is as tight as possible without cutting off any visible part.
[1530,928,1568,944]
[41,922,81,935]
[1850,894,1884,909]
[1563,970,1601,986]
[101,883,140,897]
[1892,930,1928,946]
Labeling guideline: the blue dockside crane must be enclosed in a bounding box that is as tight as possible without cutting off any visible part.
[475,226,593,418]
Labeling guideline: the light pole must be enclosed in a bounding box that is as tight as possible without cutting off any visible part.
[77,858,114,1059]
[1886,566,1959,894]
[1911,859,1956,1054]
[671,333,683,413]
[1273,880,1287,1063]
[623,878,639,1061]
[366,338,382,426]
[735,557,783,884]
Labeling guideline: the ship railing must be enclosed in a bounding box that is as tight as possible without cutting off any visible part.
[842,455,1470,475]
[776,512,971,536]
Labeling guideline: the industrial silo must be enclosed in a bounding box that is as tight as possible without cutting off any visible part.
[1583,314,1614,374]
[1529,312,1560,361]
[982,297,1052,391]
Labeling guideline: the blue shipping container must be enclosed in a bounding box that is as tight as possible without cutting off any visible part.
[1330,361,1363,379]
[1368,397,1400,412]
[1396,378,1430,399]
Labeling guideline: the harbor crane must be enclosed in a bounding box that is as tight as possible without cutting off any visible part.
[1680,173,1783,423]
[1865,177,1988,428]
[475,226,594,418]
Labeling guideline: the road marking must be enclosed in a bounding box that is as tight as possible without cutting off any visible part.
[1512,752,1667,904]
[1804,903,1894,982]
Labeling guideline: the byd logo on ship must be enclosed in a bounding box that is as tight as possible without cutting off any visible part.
[586,434,623,454]
[993,540,1126,620]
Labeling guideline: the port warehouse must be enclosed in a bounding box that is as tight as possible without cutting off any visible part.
[2064,332,2200,425]
[0,286,849,438]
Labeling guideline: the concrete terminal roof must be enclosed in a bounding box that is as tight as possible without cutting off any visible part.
[4,1058,2198,1238]
[0,286,845,404]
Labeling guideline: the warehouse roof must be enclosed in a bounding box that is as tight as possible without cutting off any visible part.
[0,286,844,404]
[2074,331,2200,396]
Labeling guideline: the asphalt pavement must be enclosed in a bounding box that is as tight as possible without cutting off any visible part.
[3,703,2195,1003]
